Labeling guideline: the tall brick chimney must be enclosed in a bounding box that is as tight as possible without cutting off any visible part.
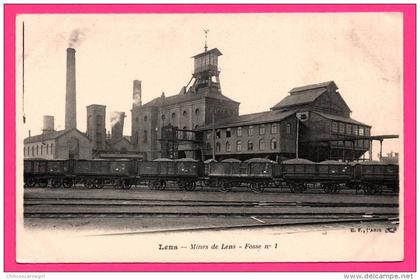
[65,48,77,130]
[133,80,142,107]
[111,112,125,140]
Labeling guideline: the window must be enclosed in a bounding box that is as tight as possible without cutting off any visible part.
[36,145,39,156]
[346,124,352,135]
[195,108,199,116]
[365,127,371,136]
[339,123,345,134]
[358,127,364,136]
[237,127,242,137]
[216,130,221,139]
[143,130,148,143]
[271,138,277,150]
[248,126,253,136]
[271,123,278,134]
[144,115,148,122]
[286,123,291,134]
[216,142,221,152]
[353,125,358,136]
[226,142,231,152]
[161,114,165,121]
[259,125,265,135]
[172,112,176,119]
[41,145,43,155]
[46,144,49,155]
[226,128,231,138]
[183,110,187,117]
[259,139,265,150]
[206,132,211,140]
[182,126,187,139]
[50,144,53,154]
[236,140,241,152]
[247,140,253,151]
[332,121,338,133]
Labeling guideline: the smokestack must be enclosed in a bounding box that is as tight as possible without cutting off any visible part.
[111,112,125,140]
[42,115,54,134]
[65,48,77,130]
[133,80,142,107]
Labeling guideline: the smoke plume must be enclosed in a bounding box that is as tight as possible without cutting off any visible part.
[110,111,123,128]
[68,29,86,48]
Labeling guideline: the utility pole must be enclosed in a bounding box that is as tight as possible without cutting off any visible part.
[295,116,299,158]
[212,109,215,160]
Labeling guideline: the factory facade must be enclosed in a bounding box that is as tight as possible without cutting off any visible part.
[24,44,371,162]
[131,46,371,162]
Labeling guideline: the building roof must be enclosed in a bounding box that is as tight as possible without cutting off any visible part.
[24,128,89,144]
[314,111,370,126]
[143,90,239,107]
[192,48,223,58]
[271,88,327,109]
[289,81,337,94]
[198,110,296,130]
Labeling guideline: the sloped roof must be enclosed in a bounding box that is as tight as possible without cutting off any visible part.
[271,88,327,110]
[289,81,337,94]
[192,48,223,58]
[24,128,89,144]
[315,112,369,126]
[143,90,238,107]
[198,110,296,130]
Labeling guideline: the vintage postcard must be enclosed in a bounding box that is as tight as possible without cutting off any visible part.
[4,4,415,271]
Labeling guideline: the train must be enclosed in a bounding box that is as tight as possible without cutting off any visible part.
[23,157,399,195]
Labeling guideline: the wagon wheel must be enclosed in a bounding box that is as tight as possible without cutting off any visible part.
[364,185,376,195]
[157,180,166,191]
[62,178,74,188]
[25,178,35,188]
[249,182,265,193]
[217,181,232,193]
[94,179,105,189]
[375,185,383,195]
[50,178,62,188]
[37,180,48,188]
[178,181,186,191]
[121,179,132,190]
[289,183,304,193]
[149,180,161,190]
[184,181,196,192]
[323,184,333,194]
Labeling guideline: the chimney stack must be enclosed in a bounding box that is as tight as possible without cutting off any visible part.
[65,48,77,130]
[133,80,142,107]
[111,112,125,140]
[42,115,54,134]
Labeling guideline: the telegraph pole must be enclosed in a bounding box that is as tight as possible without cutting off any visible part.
[295,116,299,158]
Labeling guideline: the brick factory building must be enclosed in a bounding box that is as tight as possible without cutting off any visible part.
[131,46,371,162]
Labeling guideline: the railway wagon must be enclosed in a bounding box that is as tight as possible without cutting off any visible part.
[352,161,399,194]
[206,158,273,193]
[317,160,352,193]
[73,159,135,189]
[278,158,317,193]
[138,158,202,191]
[24,159,72,188]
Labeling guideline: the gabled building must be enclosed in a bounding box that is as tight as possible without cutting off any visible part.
[131,46,371,162]
[24,127,93,160]
[199,80,370,162]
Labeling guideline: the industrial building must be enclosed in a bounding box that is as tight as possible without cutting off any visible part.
[132,46,371,162]
[24,43,378,162]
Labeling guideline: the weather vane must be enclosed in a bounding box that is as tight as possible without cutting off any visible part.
[204,29,210,52]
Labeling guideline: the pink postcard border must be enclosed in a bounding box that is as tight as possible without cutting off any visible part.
[4,4,416,272]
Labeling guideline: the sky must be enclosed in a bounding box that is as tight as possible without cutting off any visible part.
[16,13,403,158]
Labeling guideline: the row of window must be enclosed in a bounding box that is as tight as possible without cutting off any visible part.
[141,109,201,123]
[331,121,369,136]
[210,123,290,140]
[213,138,278,153]
[24,143,54,157]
